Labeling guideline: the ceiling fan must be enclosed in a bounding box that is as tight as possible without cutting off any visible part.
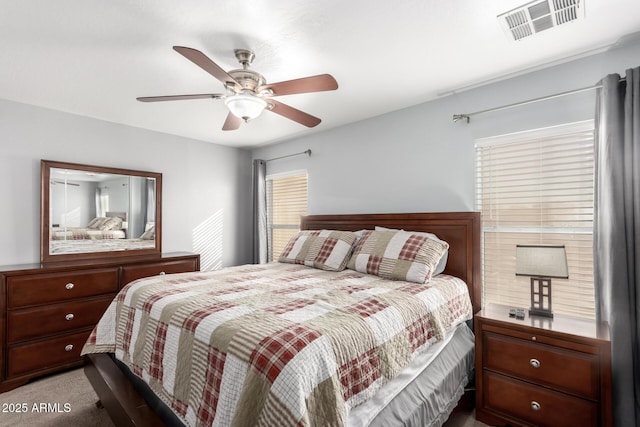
[137,46,338,131]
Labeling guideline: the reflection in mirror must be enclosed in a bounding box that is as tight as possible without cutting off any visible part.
[41,160,162,263]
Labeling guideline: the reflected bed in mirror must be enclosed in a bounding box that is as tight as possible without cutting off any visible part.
[41,160,162,263]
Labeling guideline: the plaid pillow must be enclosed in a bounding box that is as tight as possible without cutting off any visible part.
[87,217,107,229]
[347,230,449,283]
[375,226,449,276]
[278,230,357,271]
[99,216,123,231]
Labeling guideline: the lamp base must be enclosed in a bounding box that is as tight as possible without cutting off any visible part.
[529,277,553,319]
[529,307,554,319]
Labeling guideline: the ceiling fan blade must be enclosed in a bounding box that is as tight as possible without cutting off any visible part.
[259,74,338,97]
[266,99,321,127]
[173,46,239,88]
[137,94,224,102]
[222,112,242,131]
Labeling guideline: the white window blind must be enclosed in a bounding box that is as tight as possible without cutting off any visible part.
[266,171,308,262]
[475,121,595,319]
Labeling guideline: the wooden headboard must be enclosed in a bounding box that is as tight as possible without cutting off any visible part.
[301,211,481,314]
[106,211,127,221]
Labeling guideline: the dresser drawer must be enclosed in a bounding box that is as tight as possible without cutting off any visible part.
[7,295,114,343]
[7,330,91,378]
[7,268,119,309]
[483,371,598,427]
[121,258,198,286]
[484,330,599,399]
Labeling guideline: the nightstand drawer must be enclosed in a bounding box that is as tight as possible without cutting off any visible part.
[484,330,599,399]
[7,295,114,343]
[484,371,598,427]
[7,268,119,309]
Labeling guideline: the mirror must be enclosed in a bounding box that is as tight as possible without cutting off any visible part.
[41,160,162,263]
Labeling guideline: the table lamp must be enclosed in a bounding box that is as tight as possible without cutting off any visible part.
[515,244,568,319]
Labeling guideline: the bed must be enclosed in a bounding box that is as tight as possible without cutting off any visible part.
[82,211,481,427]
[50,213,156,254]
[50,211,128,241]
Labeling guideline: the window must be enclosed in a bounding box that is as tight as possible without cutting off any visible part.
[475,121,595,319]
[266,171,308,262]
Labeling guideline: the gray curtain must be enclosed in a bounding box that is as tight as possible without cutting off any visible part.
[95,186,105,218]
[253,159,268,264]
[594,67,640,427]
[146,178,156,224]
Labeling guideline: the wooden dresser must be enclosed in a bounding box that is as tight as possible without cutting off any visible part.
[475,304,612,427]
[0,252,199,393]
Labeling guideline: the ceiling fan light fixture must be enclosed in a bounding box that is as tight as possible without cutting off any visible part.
[140,47,338,130]
[224,92,267,121]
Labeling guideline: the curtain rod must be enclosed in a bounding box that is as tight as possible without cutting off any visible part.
[452,77,627,123]
[265,149,311,162]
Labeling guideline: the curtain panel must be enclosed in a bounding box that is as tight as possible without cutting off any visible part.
[594,67,640,427]
[252,159,268,264]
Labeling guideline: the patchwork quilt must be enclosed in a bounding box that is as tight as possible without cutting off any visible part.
[82,262,472,427]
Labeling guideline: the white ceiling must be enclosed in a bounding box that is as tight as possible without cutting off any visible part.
[1,1,639,148]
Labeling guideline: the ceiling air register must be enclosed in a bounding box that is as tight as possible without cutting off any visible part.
[498,0,583,41]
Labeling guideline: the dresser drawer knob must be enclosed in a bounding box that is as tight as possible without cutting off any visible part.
[65,283,75,290]
[531,401,541,411]
[65,313,75,321]
[531,336,537,341]
[159,271,166,275]
[64,344,73,352]
[530,358,541,368]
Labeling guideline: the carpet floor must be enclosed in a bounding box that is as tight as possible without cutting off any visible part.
[0,367,488,426]
[0,368,112,427]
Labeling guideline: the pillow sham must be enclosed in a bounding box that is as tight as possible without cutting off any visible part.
[278,229,357,271]
[347,229,449,283]
[99,216,123,231]
[87,217,107,229]
[375,226,449,276]
[140,225,155,240]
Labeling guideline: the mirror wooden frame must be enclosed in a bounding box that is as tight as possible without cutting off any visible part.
[40,160,162,263]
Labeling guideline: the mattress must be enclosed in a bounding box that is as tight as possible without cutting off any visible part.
[351,322,474,427]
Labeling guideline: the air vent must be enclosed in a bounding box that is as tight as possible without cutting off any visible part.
[499,0,583,41]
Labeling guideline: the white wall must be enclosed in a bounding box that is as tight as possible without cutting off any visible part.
[0,99,253,267]
[252,39,640,215]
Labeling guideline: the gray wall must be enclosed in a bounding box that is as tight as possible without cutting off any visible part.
[0,99,253,268]
[252,39,640,215]
[2,38,638,267]
[50,180,95,227]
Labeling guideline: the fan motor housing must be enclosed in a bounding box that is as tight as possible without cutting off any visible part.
[227,69,266,92]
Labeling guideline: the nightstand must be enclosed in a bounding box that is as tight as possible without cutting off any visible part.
[475,304,612,427]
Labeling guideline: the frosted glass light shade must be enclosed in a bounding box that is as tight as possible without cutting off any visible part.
[224,93,267,120]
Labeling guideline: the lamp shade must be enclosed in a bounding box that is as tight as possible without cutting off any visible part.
[515,245,569,278]
[224,93,267,121]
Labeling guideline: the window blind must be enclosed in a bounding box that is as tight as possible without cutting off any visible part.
[266,172,308,262]
[475,122,595,319]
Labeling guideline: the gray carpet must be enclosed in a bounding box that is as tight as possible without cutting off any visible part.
[0,368,487,426]
[0,368,113,427]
